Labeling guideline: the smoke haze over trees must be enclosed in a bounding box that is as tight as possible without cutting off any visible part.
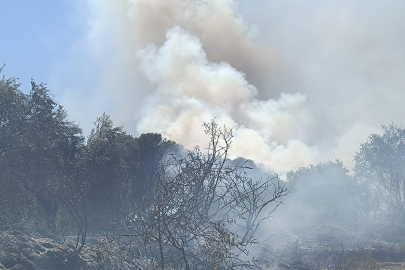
[3,68,405,268]
[0,72,289,268]
[3,0,405,269]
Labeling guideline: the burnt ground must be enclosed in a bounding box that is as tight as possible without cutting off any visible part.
[1,224,405,269]
[0,228,90,270]
[0,226,117,270]
[256,223,405,270]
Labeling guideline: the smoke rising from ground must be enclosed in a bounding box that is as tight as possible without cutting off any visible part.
[60,0,405,174]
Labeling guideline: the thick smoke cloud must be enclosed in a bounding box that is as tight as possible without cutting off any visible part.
[60,0,405,174]
[135,26,315,172]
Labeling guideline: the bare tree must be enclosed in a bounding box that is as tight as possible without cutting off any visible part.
[101,120,287,269]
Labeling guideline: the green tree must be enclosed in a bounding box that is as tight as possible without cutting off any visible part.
[131,133,173,200]
[83,114,178,230]
[83,113,126,230]
[23,81,83,231]
[354,124,405,226]
[0,74,83,231]
[286,160,358,224]
[0,75,26,157]
[0,72,32,226]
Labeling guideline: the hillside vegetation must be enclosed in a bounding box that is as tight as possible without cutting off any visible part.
[2,72,405,269]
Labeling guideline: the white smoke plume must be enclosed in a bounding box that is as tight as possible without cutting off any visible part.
[59,0,405,174]
[135,26,315,172]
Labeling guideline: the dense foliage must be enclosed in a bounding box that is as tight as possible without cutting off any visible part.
[0,73,288,269]
[354,124,405,225]
[0,74,173,235]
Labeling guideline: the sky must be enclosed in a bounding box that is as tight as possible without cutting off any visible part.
[1,0,405,174]
[0,1,77,89]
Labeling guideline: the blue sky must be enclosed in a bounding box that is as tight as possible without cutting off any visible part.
[0,1,81,92]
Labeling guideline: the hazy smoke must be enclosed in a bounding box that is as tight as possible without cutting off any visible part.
[60,0,405,174]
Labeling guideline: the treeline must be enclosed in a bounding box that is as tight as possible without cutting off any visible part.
[0,74,175,234]
[283,124,405,229]
[0,73,288,268]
